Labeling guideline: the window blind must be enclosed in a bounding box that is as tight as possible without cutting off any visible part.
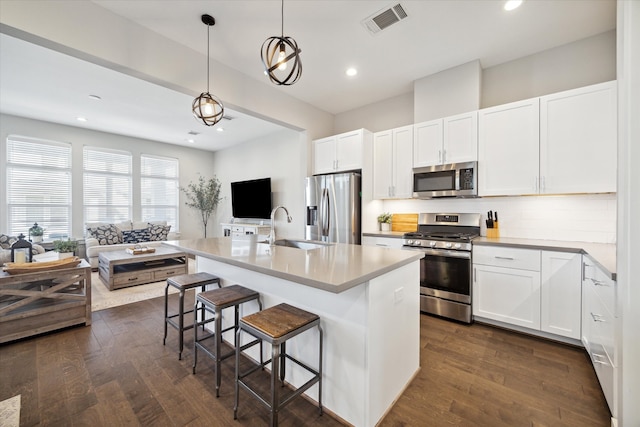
[83,146,132,223]
[6,136,72,238]
[141,154,179,230]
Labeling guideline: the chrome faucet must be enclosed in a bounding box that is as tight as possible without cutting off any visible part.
[268,206,292,245]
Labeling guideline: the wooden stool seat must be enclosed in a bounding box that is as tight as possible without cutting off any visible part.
[163,272,220,360]
[234,303,323,426]
[194,284,262,397]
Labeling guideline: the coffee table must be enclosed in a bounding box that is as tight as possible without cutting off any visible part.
[98,246,187,291]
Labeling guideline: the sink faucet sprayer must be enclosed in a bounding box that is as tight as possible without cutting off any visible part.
[268,206,292,246]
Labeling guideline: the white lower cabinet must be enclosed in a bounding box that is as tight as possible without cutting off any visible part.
[540,251,582,339]
[473,246,582,340]
[473,247,541,329]
[361,236,404,249]
[582,257,617,414]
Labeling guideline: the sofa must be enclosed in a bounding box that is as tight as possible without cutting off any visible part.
[84,220,178,269]
[0,233,45,264]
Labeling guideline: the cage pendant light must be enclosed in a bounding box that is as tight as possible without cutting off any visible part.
[192,14,224,126]
[260,0,302,86]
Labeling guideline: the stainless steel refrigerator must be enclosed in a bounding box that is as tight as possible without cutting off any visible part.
[305,172,361,244]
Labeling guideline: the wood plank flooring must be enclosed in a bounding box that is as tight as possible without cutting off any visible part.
[0,293,611,426]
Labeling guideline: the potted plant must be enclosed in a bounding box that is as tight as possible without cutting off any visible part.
[53,239,77,259]
[377,212,392,231]
[29,223,44,243]
[181,175,223,238]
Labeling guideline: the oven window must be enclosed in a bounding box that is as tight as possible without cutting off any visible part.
[414,170,455,192]
[420,254,470,295]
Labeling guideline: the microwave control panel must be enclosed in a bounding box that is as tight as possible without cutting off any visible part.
[459,168,475,190]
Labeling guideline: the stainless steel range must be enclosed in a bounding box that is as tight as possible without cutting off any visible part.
[403,213,480,323]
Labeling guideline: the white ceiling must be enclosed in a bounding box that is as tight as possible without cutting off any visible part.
[0,0,616,151]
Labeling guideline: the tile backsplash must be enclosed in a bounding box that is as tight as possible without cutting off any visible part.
[381,193,617,244]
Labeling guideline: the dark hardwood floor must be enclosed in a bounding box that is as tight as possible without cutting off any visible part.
[0,293,610,426]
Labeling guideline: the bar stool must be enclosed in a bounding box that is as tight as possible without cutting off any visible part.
[234,303,323,427]
[163,272,220,360]
[193,285,262,397]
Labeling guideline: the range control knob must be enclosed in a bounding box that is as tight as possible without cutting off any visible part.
[429,241,436,247]
[445,242,453,248]
[454,243,462,249]
[414,240,422,246]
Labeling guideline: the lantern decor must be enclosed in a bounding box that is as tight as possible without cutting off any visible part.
[192,14,224,127]
[11,233,32,263]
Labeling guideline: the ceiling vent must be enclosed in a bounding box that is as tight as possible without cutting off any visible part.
[362,3,408,35]
[222,115,234,121]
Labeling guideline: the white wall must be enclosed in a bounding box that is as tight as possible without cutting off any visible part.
[616,1,640,425]
[0,113,217,239]
[482,30,616,108]
[333,92,414,135]
[414,60,482,122]
[209,129,306,239]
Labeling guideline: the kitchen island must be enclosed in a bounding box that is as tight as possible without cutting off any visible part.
[164,237,422,427]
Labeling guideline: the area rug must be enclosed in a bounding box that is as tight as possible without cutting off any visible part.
[91,259,193,312]
[0,395,20,427]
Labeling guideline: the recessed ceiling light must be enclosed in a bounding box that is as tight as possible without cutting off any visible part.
[76,117,87,122]
[88,94,102,100]
[504,0,523,11]
[216,127,224,132]
[346,68,358,77]
[187,138,195,143]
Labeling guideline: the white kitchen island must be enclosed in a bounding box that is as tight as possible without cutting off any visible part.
[164,237,421,427]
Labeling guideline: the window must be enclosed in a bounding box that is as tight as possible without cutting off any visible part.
[140,154,179,230]
[6,136,72,239]
[83,146,132,223]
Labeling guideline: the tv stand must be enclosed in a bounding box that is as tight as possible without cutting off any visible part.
[221,223,271,238]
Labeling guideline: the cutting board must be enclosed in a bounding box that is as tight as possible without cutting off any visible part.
[391,213,418,232]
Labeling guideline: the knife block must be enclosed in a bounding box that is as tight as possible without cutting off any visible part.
[486,222,500,238]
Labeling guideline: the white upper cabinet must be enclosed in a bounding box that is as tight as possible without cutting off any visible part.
[540,81,617,194]
[413,111,477,168]
[479,81,617,196]
[373,125,414,199]
[478,98,540,196]
[313,129,365,174]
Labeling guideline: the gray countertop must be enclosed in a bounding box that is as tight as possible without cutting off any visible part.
[473,237,616,280]
[164,237,423,293]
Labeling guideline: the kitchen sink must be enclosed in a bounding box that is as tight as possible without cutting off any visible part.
[272,239,333,250]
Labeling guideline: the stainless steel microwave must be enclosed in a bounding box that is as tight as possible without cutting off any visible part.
[413,161,478,199]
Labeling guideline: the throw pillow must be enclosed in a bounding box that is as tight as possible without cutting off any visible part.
[122,228,151,244]
[86,224,122,245]
[0,234,17,250]
[147,223,171,241]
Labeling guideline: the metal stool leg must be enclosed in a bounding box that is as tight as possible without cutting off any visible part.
[178,289,185,360]
[214,306,223,397]
[318,324,323,415]
[192,301,199,374]
[163,283,169,345]
[271,343,281,427]
[234,327,241,420]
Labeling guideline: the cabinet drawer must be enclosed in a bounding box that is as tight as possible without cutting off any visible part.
[584,260,616,316]
[473,246,540,271]
[114,271,152,286]
[231,226,244,233]
[153,266,187,281]
[587,289,616,365]
[362,236,404,249]
[590,346,615,413]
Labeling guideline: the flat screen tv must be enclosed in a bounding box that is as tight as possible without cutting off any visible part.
[231,178,272,220]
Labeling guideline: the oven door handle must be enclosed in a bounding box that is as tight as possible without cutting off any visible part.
[403,247,471,259]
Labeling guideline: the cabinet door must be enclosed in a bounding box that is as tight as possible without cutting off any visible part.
[413,119,442,167]
[473,263,541,330]
[540,251,582,339]
[361,236,404,249]
[373,130,393,199]
[335,130,363,172]
[392,125,414,198]
[313,136,336,174]
[478,98,540,196]
[443,111,478,164]
[540,81,617,194]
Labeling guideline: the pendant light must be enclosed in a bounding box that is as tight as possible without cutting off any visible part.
[192,14,224,126]
[260,0,302,86]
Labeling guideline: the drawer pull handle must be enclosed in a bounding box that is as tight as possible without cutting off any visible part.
[128,277,138,281]
[590,312,606,322]
[591,278,609,287]
[494,256,515,260]
[592,353,610,365]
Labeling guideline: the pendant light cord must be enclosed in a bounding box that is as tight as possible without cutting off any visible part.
[281,0,284,37]
[207,24,210,92]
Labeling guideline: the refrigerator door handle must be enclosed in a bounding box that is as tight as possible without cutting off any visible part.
[321,188,330,237]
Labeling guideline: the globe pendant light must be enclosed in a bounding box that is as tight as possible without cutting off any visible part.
[261,0,302,86]
[192,14,224,126]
